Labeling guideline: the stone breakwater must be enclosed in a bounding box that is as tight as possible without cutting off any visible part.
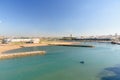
[0,51,46,60]
[49,44,94,48]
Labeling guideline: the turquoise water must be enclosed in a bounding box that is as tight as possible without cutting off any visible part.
[1,42,120,80]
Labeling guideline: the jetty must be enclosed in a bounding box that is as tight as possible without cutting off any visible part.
[49,44,94,48]
[0,51,46,60]
[111,41,120,45]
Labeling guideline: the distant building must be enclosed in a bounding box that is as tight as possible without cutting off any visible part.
[31,38,40,43]
[4,38,40,44]
[0,36,4,44]
[0,39,2,44]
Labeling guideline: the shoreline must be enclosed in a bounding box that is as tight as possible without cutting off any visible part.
[0,43,48,54]
[52,44,94,48]
[0,51,46,60]
[0,41,80,54]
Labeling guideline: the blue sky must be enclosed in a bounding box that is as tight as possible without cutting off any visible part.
[0,0,120,37]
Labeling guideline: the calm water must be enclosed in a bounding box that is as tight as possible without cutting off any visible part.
[1,42,120,80]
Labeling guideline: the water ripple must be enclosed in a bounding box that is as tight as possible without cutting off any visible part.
[99,66,120,80]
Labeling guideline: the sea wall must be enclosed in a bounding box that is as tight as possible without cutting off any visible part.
[49,44,94,48]
[0,51,46,59]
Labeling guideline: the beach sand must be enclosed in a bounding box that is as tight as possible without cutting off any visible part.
[0,41,80,59]
[0,41,80,54]
[0,43,47,54]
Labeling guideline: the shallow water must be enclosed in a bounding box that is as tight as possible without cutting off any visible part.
[1,42,120,80]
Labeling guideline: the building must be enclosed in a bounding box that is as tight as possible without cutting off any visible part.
[4,38,40,44]
[0,36,4,44]
[31,38,40,43]
[0,39,2,44]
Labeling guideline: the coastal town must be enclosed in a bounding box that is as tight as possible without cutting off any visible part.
[0,33,120,45]
[1,0,120,80]
[0,33,120,55]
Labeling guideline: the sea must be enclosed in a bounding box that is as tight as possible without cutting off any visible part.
[0,42,120,80]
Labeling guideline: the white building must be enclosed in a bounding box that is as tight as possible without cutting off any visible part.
[0,39,2,44]
[4,38,40,44]
[31,38,40,43]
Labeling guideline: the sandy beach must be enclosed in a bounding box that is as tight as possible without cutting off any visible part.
[0,41,80,54]
[0,44,47,54]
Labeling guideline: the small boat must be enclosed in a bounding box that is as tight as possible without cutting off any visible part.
[80,61,84,64]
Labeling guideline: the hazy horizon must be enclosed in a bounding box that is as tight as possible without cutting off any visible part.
[0,0,120,36]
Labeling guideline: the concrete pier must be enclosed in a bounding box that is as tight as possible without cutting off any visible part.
[57,44,94,47]
[49,44,94,48]
[0,51,46,59]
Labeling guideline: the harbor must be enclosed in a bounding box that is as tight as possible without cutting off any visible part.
[0,43,119,80]
[1,0,120,80]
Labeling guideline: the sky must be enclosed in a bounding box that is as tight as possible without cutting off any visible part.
[0,0,120,37]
